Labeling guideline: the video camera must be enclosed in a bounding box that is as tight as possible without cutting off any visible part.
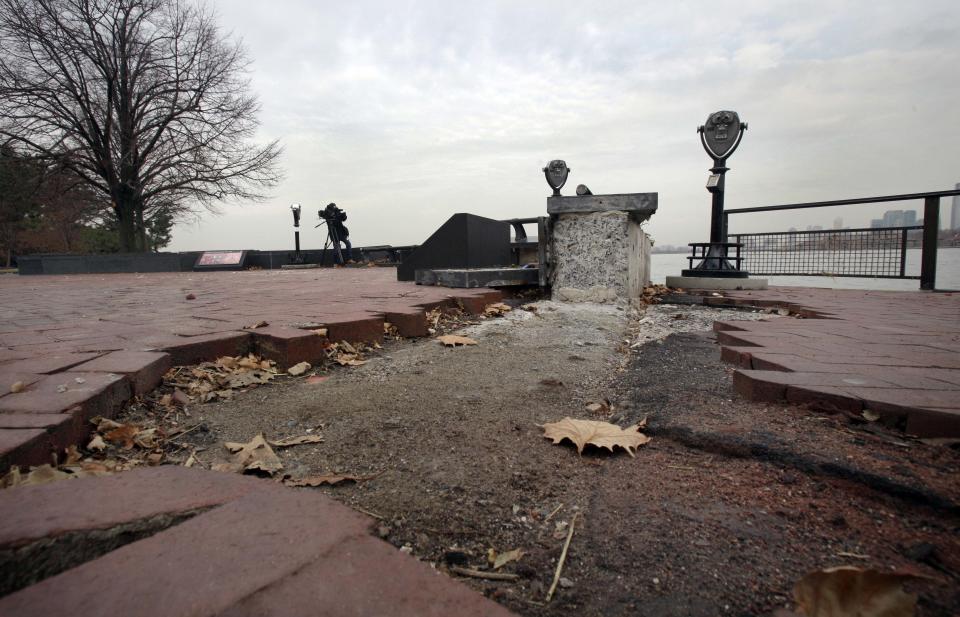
[319,202,347,224]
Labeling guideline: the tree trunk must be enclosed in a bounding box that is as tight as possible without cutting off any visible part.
[136,205,147,252]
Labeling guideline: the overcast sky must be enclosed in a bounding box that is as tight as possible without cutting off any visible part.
[169,0,960,252]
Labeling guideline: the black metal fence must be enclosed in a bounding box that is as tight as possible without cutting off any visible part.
[731,226,921,279]
[723,189,960,290]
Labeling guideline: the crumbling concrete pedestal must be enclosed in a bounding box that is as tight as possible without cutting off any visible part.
[548,193,657,304]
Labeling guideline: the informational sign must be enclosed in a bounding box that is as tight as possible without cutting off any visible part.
[194,251,247,270]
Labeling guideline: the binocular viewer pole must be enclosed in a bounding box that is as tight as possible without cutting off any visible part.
[290,204,304,264]
[682,110,749,279]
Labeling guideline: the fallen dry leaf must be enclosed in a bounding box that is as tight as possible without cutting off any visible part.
[87,434,107,452]
[133,427,160,449]
[158,393,173,408]
[311,328,328,337]
[437,335,477,347]
[287,361,311,376]
[862,410,881,422]
[64,445,82,465]
[217,434,283,476]
[237,355,262,370]
[542,417,650,457]
[226,370,274,389]
[268,434,324,448]
[484,302,512,316]
[10,381,24,394]
[104,423,141,450]
[493,548,525,570]
[282,471,380,487]
[1,464,71,488]
[585,399,611,415]
[794,566,931,617]
[333,351,368,366]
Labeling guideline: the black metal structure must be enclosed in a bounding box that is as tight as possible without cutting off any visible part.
[683,110,749,278]
[396,213,511,281]
[723,189,960,290]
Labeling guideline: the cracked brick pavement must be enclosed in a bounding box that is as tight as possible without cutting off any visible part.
[0,269,501,470]
[0,466,516,616]
[702,287,960,437]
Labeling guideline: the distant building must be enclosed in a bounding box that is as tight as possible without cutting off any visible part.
[806,225,823,231]
[952,182,960,230]
[833,217,843,230]
[874,209,919,228]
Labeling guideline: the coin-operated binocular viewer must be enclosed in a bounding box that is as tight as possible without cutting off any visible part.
[289,203,305,264]
[681,110,749,278]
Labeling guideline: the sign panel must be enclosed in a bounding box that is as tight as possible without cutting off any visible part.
[194,251,248,270]
[196,251,244,266]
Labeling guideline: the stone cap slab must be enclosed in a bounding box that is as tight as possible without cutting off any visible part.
[547,192,658,221]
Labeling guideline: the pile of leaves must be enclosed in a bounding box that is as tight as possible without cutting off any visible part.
[483,302,512,317]
[163,354,278,403]
[0,413,175,490]
[425,305,479,336]
[326,340,371,367]
[640,284,673,305]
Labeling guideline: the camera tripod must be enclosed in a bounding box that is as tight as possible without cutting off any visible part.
[316,219,345,266]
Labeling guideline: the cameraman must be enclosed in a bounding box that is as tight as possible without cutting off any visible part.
[321,202,352,263]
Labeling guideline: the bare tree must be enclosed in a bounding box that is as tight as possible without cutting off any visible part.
[0,0,282,252]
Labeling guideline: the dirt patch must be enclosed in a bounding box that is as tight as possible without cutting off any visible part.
[118,301,960,615]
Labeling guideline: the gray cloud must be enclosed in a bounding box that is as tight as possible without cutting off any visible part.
[171,0,960,251]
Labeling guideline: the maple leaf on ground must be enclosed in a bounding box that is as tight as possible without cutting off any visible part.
[542,417,650,457]
[484,302,512,316]
[268,434,324,448]
[437,335,477,347]
[793,566,935,617]
[215,434,283,476]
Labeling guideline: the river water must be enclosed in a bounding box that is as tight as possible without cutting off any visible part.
[650,248,960,291]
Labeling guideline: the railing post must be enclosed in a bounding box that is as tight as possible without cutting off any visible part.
[899,228,908,277]
[920,197,939,290]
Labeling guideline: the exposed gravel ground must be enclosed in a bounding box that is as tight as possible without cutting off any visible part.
[144,300,959,616]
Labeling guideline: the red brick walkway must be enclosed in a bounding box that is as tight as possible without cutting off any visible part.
[0,269,501,470]
[705,287,960,437]
[0,466,516,616]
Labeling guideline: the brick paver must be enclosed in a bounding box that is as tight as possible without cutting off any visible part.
[0,466,516,616]
[0,269,501,470]
[704,287,960,437]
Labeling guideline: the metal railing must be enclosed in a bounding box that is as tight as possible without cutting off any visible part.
[723,189,960,290]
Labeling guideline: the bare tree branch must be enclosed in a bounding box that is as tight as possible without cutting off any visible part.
[0,0,282,251]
